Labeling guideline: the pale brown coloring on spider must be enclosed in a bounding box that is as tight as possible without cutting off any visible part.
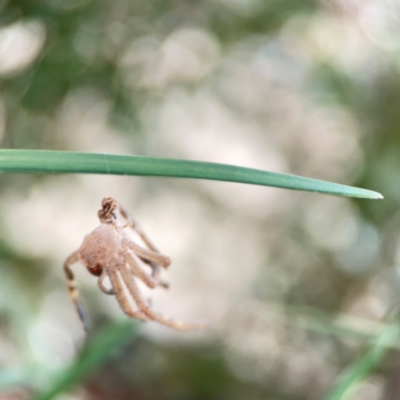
[64,197,208,331]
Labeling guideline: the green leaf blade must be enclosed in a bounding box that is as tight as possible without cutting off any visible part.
[33,321,137,400]
[0,150,382,199]
[323,323,400,400]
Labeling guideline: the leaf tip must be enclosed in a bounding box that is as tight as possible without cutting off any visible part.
[357,189,384,200]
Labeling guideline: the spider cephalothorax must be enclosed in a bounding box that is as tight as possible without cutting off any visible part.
[64,197,207,331]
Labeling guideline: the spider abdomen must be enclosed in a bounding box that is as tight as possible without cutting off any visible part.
[79,224,120,270]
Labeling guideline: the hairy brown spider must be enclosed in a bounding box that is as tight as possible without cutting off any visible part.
[64,197,207,331]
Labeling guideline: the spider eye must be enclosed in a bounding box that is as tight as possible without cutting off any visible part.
[87,264,103,276]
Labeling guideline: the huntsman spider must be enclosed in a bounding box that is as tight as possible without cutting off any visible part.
[64,197,207,331]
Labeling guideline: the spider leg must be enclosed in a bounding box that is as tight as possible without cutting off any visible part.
[108,270,148,321]
[122,236,171,268]
[118,203,170,272]
[63,250,90,331]
[119,266,208,330]
[98,272,115,295]
[118,203,160,253]
[138,257,166,284]
[125,252,169,289]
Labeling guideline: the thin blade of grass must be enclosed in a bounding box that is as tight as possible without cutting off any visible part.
[0,149,382,199]
[33,320,137,400]
[323,323,400,400]
[267,302,399,346]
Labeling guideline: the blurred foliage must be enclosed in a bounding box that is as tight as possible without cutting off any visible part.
[34,321,137,400]
[323,322,400,400]
[1,0,400,399]
[0,0,319,150]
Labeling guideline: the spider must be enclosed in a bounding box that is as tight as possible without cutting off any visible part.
[63,197,207,331]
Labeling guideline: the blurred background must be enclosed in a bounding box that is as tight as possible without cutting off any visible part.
[1,0,400,399]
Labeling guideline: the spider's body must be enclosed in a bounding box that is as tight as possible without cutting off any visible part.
[80,224,122,275]
[64,197,206,331]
